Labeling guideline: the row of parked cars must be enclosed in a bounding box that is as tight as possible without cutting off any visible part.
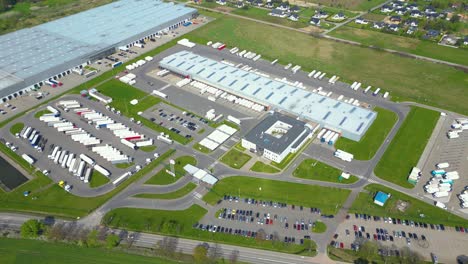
[351,213,450,231]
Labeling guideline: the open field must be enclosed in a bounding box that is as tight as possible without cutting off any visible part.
[220,149,252,169]
[329,26,468,66]
[250,161,280,173]
[89,171,110,188]
[0,148,174,218]
[193,142,212,154]
[203,176,351,214]
[350,184,468,227]
[9,122,24,135]
[0,238,181,264]
[335,107,398,160]
[103,205,316,255]
[97,79,190,144]
[293,159,359,184]
[134,182,197,199]
[231,7,309,29]
[375,107,439,188]
[301,0,388,11]
[145,156,196,185]
[186,16,468,115]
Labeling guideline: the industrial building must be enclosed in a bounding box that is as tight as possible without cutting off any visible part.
[159,51,377,141]
[0,0,197,102]
[242,112,313,163]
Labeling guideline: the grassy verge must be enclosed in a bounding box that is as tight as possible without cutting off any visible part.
[293,159,359,184]
[0,148,174,218]
[375,107,439,188]
[186,16,468,115]
[0,237,182,264]
[33,109,52,118]
[115,162,134,169]
[133,182,197,200]
[89,171,110,188]
[271,139,311,170]
[193,143,212,154]
[335,107,398,160]
[139,145,157,152]
[103,205,316,255]
[210,119,240,130]
[145,156,196,185]
[203,176,350,215]
[329,26,468,66]
[350,184,468,227]
[9,122,24,135]
[234,142,246,151]
[220,149,251,169]
[312,221,327,233]
[231,7,308,29]
[250,161,280,174]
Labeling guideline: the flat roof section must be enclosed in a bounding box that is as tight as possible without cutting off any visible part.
[160,51,377,141]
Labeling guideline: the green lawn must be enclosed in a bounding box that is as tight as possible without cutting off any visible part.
[89,170,110,188]
[97,79,190,144]
[0,148,174,218]
[186,16,468,115]
[220,149,251,169]
[232,7,309,29]
[329,26,468,66]
[335,107,398,160]
[203,176,350,215]
[34,109,52,118]
[9,122,24,135]
[139,145,156,152]
[145,156,197,185]
[115,162,134,169]
[350,184,468,227]
[133,182,197,200]
[193,142,212,154]
[312,221,327,233]
[103,205,316,255]
[0,238,183,264]
[375,107,439,188]
[270,139,311,170]
[301,0,387,11]
[250,161,280,173]
[293,159,359,184]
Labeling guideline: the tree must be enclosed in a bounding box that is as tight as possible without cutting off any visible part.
[229,250,239,264]
[156,237,179,257]
[193,244,209,263]
[255,228,266,241]
[303,239,314,254]
[208,243,223,262]
[87,230,100,247]
[359,241,378,260]
[106,234,120,248]
[20,219,44,238]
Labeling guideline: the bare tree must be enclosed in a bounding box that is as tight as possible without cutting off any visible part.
[156,237,179,257]
[47,222,67,241]
[229,250,239,264]
[255,229,267,241]
[208,243,223,263]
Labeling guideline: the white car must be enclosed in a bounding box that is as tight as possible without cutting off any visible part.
[42,170,49,176]
[64,185,72,192]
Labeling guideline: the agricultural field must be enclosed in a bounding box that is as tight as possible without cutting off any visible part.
[293,159,359,184]
[335,107,398,160]
[350,184,468,227]
[145,156,197,185]
[375,107,439,188]
[186,16,468,115]
[103,205,316,255]
[0,238,182,264]
[220,149,252,169]
[202,176,351,214]
[329,26,468,66]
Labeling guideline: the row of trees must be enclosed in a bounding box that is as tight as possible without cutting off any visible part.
[354,239,424,264]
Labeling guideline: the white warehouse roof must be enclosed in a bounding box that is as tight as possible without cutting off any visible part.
[160,51,377,141]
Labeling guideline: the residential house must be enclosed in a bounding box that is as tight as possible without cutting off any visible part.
[407,3,419,11]
[278,2,290,11]
[410,10,422,18]
[236,1,244,8]
[423,29,440,39]
[464,36,468,45]
[245,0,254,4]
[265,1,273,8]
[425,6,436,14]
[332,12,346,20]
[373,21,385,29]
[355,17,368,25]
[269,8,287,18]
[216,0,226,5]
[381,5,393,13]
[406,26,417,34]
[290,5,300,13]
[289,13,299,21]
[254,0,263,7]
[405,19,419,27]
[389,15,402,23]
[425,13,439,20]
[395,8,407,15]
[313,10,328,19]
[388,24,399,32]
[310,18,321,26]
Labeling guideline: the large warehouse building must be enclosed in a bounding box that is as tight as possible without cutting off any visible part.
[160,51,377,141]
[0,0,197,102]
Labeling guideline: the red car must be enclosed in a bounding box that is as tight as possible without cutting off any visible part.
[297,224,301,231]
[270,219,273,225]
[353,225,358,231]
[340,242,344,249]
[266,219,269,225]
[373,234,377,240]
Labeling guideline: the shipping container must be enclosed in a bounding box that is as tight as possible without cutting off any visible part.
[113,172,130,185]
[436,162,449,169]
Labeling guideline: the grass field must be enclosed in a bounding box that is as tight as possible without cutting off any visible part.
[115,162,134,169]
[89,170,109,188]
[203,176,350,214]
[134,182,197,200]
[186,16,468,115]
[302,0,387,11]
[329,26,468,66]
[0,148,174,218]
[375,107,439,188]
[350,184,468,227]
[34,109,52,118]
[9,122,24,135]
[220,149,251,169]
[312,221,327,233]
[0,238,182,264]
[231,7,308,29]
[335,107,398,160]
[293,159,359,184]
[145,156,196,185]
[139,145,156,152]
[103,205,316,255]
[193,142,212,154]
[250,161,280,173]
[97,79,190,144]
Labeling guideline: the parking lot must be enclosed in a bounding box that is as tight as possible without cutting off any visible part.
[334,216,468,263]
[1,96,165,193]
[195,195,334,246]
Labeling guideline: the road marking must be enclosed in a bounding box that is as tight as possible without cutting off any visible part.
[159,84,171,91]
